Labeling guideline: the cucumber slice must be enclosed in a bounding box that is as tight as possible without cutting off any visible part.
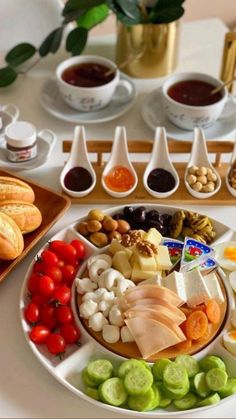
[162,382,190,400]
[87,359,113,384]
[128,387,156,412]
[151,384,161,409]
[206,368,228,391]
[152,359,172,381]
[219,378,236,398]
[99,377,127,406]
[118,359,146,378]
[197,393,221,407]
[175,355,199,378]
[199,355,226,372]
[124,367,153,396]
[82,369,98,388]
[85,387,100,401]
[155,382,172,407]
[163,363,189,389]
[173,392,197,410]
[193,372,211,398]
[189,378,196,393]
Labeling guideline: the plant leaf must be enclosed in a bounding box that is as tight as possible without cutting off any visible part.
[107,0,142,24]
[0,67,17,87]
[150,6,185,23]
[66,27,88,55]
[63,0,105,16]
[115,0,140,20]
[77,4,109,29]
[5,43,36,67]
[39,27,64,57]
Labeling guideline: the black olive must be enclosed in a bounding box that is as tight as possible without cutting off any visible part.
[148,220,163,231]
[160,213,172,224]
[124,206,134,219]
[147,210,161,222]
[133,206,147,223]
[113,213,125,220]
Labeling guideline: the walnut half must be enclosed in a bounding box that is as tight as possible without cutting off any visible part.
[136,240,158,257]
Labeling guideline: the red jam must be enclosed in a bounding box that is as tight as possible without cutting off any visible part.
[64,167,93,192]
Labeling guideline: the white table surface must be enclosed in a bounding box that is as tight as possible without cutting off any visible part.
[0,17,236,418]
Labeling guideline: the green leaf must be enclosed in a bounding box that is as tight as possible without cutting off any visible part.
[107,0,141,24]
[66,27,88,55]
[116,0,140,20]
[0,67,17,87]
[63,0,105,16]
[77,4,109,29]
[150,6,185,23]
[39,27,64,57]
[5,43,36,67]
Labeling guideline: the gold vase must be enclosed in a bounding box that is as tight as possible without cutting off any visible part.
[115,20,180,78]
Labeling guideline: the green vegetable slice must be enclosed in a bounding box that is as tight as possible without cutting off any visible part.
[128,387,156,412]
[162,382,190,400]
[155,382,172,407]
[206,368,228,391]
[175,355,199,378]
[124,367,153,395]
[99,377,127,406]
[197,392,221,407]
[173,392,198,410]
[199,355,226,372]
[163,363,189,389]
[87,359,113,384]
[85,387,100,400]
[82,368,98,388]
[193,372,211,398]
[118,359,146,378]
[152,358,172,380]
[219,378,236,398]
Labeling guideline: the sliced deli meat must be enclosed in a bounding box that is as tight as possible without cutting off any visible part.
[125,284,184,307]
[125,305,186,325]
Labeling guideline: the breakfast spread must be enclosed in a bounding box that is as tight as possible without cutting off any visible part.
[64,166,93,192]
[186,165,218,193]
[5,121,38,162]
[147,168,176,193]
[104,166,135,193]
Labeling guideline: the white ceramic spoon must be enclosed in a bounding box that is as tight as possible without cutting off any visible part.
[101,126,138,198]
[185,127,221,199]
[143,126,179,198]
[60,125,96,198]
[226,130,236,197]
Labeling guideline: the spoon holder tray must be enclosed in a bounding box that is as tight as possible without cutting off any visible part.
[62,139,236,205]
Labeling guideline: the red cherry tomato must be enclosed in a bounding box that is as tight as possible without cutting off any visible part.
[38,275,55,297]
[49,240,66,256]
[70,240,86,260]
[33,259,46,274]
[27,273,42,295]
[44,266,63,285]
[52,285,71,305]
[31,293,49,307]
[61,265,76,285]
[24,302,40,324]
[60,324,81,344]
[29,325,50,344]
[61,244,77,263]
[56,306,73,324]
[57,259,65,268]
[41,304,58,330]
[41,250,58,267]
[46,333,66,356]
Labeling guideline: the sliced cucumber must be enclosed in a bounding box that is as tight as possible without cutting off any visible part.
[85,387,100,401]
[163,363,189,389]
[151,384,161,409]
[82,368,98,388]
[162,382,190,400]
[118,359,146,378]
[197,393,221,407]
[124,367,153,396]
[128,387,156,412]
[152,359,172,381]
[175,355,199,378]
[199,355,226,372]
[99,377,127,406]
[173,392,198,410]
[87,359,113,384]
[219,378,236,398]
[155,382,172,407]
[206,368,228,391]
[193,372,211,398]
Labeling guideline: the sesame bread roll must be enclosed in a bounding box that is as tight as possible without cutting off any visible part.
[0,201,42,234]
[0,212,24,260]
[0,176,35,203]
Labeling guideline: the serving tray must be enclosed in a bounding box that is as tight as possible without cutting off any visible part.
[62,139,236,205]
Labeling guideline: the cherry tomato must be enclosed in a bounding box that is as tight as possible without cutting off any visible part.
[31,293,49,307]
[56,306,73,324]
[60,324,81,344]
[46,333,66,356]
[44,266,63,285]
[57,259,65,268]
[29,325,50,344]
[24,302,40,324]
[41,304,58,330]
[27,273,42,295]
[61,244,77,264]
[38,275,55,297]
[33,259,47,274]
[70,240,86,260]
[52,285,71,305]
[41,249,59,267]
[49,240,67,257]
[61,265,76,286]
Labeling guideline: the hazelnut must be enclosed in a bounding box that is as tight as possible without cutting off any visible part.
[189,165,199,174]
[116,219,131,234]
[87,220,102,233]
[108,231,122,242]
[202,182,215,193]
[187,174,197,185]
[207,172,217,182]
[102,217,118,232]
[196,167,207,176]
[77,221,89,236]
[87,209,104,222]
[206,167,213,175]
[197,175,207,185]
[192,181,203,192]
[89,232,108,247]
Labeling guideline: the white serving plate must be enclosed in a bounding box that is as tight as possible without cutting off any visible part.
[19,204,236,417]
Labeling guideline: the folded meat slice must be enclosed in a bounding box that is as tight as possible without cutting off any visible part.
[125,317,185,359]
[125,305,186,325]
[125,299,186,323]
[125,284,184,307]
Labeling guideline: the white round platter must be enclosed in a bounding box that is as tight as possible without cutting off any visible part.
[19,204,236,417]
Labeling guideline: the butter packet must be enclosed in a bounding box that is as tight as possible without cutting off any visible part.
[180,237,215,272]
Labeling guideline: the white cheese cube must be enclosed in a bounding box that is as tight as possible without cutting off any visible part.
[140,273,162,286]
[163,271,187,302]
[121,326,134,343]
[144,228,162,245]
[155,246,172,270]
[136,253,157,271]
[183,269,211,307]
[204,272,225,303]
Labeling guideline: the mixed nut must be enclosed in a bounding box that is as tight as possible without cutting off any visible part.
[186,165,218,193]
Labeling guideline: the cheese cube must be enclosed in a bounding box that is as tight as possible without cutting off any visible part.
[145,228,162,246]
[155,246,172,270]
[140,273,162,286]
[163,271,187,302]
[113,251,132,279]
[109,240,133,259]
[183,269,211,307]
[131,260,158,282]
[204,272,224,303]
[136,252,157,271]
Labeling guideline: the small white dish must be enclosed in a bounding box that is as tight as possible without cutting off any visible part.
[185,127,221,199]
[143,127,179,198]
[0,104,19,138]
[60,125,96,198]
[0,128,56,171]
[226,131,236,197]
[141,87,236,141]
[101,126,138,198]
[40,77,136,124]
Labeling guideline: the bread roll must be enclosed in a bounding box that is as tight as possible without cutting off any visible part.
[0,212,24,260]
[0,201,42,234]
[0,176,35,203]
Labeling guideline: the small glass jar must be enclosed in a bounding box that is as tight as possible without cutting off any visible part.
[5,121,37,162]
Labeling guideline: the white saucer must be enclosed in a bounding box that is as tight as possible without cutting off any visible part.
[0,129,56,171]
[40,76,136,124]
[141,88,236,141]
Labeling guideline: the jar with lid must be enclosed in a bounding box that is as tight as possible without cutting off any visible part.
[5,121,37,162]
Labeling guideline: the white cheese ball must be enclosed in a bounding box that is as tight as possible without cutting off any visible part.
[109,305,124,327]
[79,300,98,319]
[76,277,97,295]
[121,326,134,343]
[102,324,120,343]
[89,312,108,332]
